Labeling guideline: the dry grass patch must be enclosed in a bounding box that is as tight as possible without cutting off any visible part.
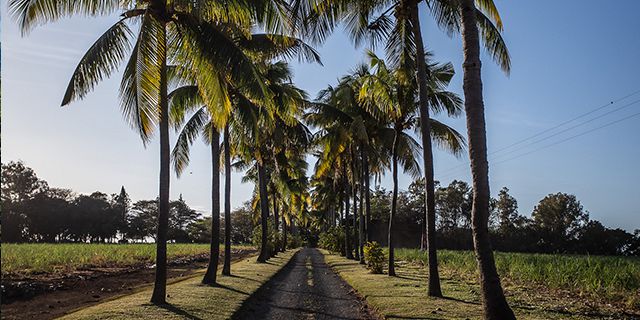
[62,249,299,320]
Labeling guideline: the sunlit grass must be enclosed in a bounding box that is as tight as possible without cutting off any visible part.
[322,250,611,319]
[395,248,640,303]
[61,249,299,320]
[1,243,254,275]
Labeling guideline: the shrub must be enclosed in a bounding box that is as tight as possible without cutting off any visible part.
[318,227,344,254]
[287,234,304,249]
[364,241,385,274]
[251,220,281,254]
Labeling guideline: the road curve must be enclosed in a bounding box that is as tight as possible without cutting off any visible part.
[232,247,376,320]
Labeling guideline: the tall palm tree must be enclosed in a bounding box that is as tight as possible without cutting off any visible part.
[360,52,464,276]
[221,123,233,275]
[8,0,281,303]
[457,0,514,318]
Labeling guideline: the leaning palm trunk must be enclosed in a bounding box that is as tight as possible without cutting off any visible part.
[257,164,270,262]
[409,4,443,297]
[151,11,169,304]
[222,124,232,276]
[203,128,221,284]
[388,128,400,277]
[460,0,515,318]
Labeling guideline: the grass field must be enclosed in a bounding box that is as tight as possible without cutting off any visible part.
[1,243,254,275]
[61,249,299,320]
[395,248,640,307]
[323,250,639,319]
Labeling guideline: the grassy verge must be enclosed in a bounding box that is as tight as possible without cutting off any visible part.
[321,249,634,320]
[2,243,253,275]
[61,249,299,320]
[396,248,640,308]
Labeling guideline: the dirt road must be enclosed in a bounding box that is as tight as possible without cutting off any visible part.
[232,248,376,320]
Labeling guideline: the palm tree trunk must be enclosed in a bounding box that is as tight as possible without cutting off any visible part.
[339,194,345,256]
[257,163,270,263]
[343,164,353,259]
[388,128,400,277]
[222,124,232,276]
[273,193,279,254]
[203,128,221,285]
[359,165,365,264]
[363,149,371,242]
[151,14,169,304]
[351,148,360,261]
[282,214,287,251]
[409,3,442,297]
[459,0,515,318]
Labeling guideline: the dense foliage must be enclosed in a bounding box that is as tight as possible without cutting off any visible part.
[1,161,254,244]
[251,219,282,254]
[368,179,639,256]
[363,241,385,274]
[318,226,345,254]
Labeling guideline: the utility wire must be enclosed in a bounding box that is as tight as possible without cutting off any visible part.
[489,98,640,162]
[491,110,640,166]
[436,88,640,179]
[489,88,640,155]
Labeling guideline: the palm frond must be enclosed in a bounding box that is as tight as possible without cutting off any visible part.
[8,0,125,34]
[135,11,165,144]
[172,107,210,176]
[476,8,511,74]
[168,85,203,130]
[119,39,155,143]
[428,118,466,157]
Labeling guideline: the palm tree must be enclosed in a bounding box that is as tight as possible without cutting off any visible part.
[222,123,232,275]
[169,80,222,284]
[457,1,514,318]
[9,0,282,303]
[360,52,464,276]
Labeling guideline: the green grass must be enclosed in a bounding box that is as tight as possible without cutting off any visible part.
[395,248,640,305]
[322,250,601,319]
[61,249,299,320]
[1,243,254,275]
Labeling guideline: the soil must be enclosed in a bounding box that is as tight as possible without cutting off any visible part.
[0,249,256,320]
[232,248,378,320]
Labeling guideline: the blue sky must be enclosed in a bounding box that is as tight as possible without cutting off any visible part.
[2,1,639,231]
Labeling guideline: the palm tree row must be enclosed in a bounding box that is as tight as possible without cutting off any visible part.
[299,0,514,318]
[11,0,516,317]
[9,0,317,303]
[307,50,464,273]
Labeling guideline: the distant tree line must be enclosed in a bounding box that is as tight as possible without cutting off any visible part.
[369,179,639,256]
[1,161,253,244]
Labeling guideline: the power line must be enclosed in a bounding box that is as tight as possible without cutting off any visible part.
[489,88,640,155]
[436,88,640,180]
[489,98,640,162]
[491,110,640,166]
